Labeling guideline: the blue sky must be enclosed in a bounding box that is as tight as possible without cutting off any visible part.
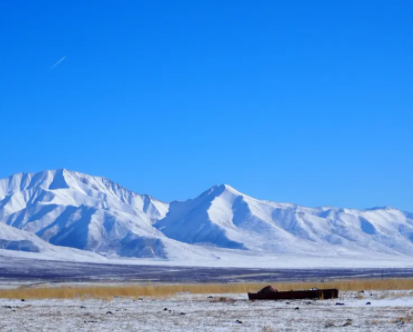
[1,0,412,211]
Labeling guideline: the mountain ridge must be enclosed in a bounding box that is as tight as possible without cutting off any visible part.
[0,169,412,267]
[2,169,408,212]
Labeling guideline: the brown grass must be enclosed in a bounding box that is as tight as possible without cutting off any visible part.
[1,278,413,299]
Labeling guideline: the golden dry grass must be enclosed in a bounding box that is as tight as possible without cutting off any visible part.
[1,278,413,299]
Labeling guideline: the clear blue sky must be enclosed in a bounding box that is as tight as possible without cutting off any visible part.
[1,0,412,211]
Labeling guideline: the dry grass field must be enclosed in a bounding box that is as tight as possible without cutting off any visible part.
[1,278,413,299]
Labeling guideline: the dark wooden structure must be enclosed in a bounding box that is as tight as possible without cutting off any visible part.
[248,288,339,300]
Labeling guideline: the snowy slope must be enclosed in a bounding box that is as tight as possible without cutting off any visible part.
[156,184,413,258]
[0,169,413,266]
[0,222,105,261]
[0,169,201,259]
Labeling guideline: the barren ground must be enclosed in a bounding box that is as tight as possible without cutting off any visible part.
[1,290,413,331]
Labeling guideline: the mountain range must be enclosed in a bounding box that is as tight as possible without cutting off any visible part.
[0,169,412,268]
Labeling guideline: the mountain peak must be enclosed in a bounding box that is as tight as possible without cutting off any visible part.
[48,168,71,190]
[213,184,243,195]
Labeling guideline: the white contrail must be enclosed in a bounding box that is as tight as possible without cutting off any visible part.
[50,56,66,70]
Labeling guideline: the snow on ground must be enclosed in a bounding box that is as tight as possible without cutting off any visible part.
[1,290,413,331]
[3,248,413,269]
[107,253,413,269]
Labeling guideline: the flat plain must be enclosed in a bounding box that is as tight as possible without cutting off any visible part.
[1,290,413,331]
[2,257,413,331]
[2,255,413,283]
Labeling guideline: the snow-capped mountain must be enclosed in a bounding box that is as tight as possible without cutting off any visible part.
[156,184,413,257]
[0,169,413,266]
[0,169,202,260]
